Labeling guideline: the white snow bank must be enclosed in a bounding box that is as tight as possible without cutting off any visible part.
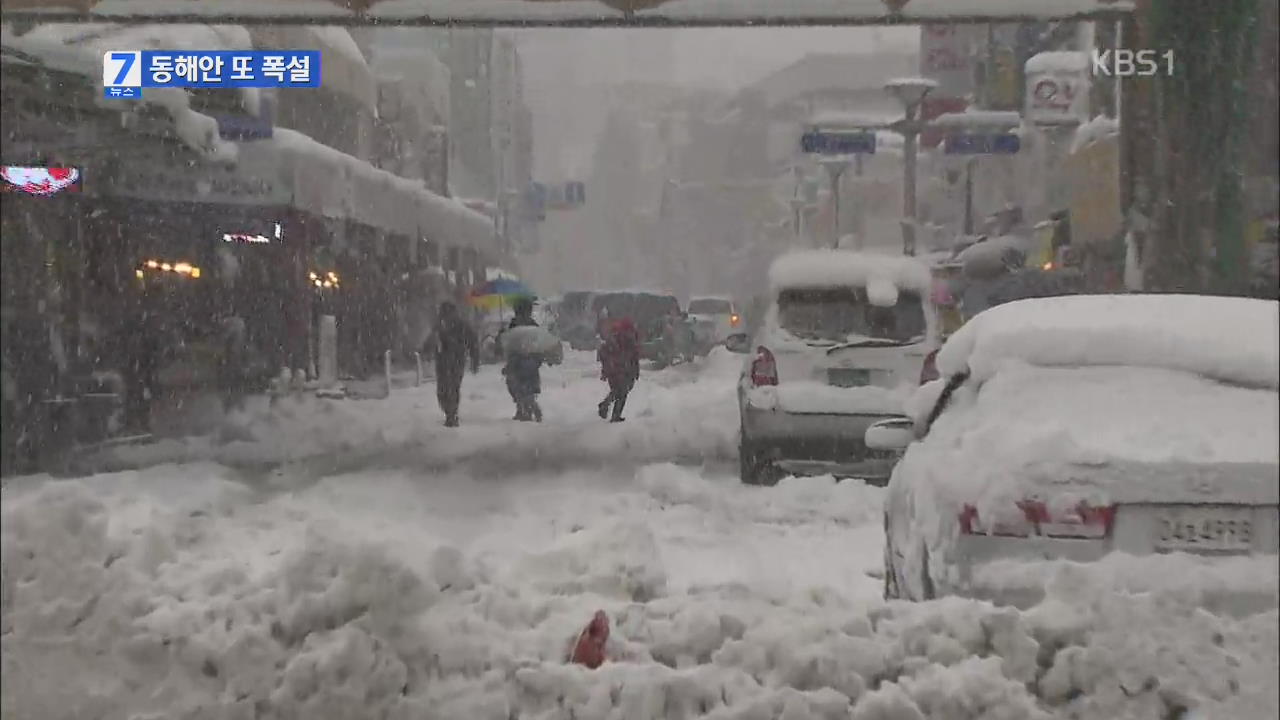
[2,456,1275,720]
[1069,114,1120,154]
[1025,50,1091,74]
[768,250,935,296]
[936,294,1280,389]
[976,551,1280,617]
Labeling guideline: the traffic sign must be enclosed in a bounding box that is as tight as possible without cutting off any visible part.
[800,130,877,155]
[943,133,1021,155]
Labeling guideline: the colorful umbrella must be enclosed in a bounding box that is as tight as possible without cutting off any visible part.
[467,278,535,312]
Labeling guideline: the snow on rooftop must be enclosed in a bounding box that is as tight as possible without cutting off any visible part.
[768,250,934,297]
[268,128,495,251]
[1069,114,1120,154]
[0,22,255,161]
[1025,50,1091,74]
[936,294,1280,389]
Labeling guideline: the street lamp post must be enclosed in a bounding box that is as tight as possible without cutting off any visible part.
[884,78,939,257]
[819,157,852,249]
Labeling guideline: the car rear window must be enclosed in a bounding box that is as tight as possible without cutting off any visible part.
[689,299,733,314]
[777,287,926,343]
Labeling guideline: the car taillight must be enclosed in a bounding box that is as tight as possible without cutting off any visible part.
[919,349,940,385]
[730,314,741,327]
[959,500,1115,539]
[750,346,778,387]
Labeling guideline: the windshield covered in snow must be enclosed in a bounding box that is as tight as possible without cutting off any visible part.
[778,287,925,343]
[688,298,733,314]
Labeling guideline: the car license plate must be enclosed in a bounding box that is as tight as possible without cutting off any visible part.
[1154,506,1255,552]
[828,368,871,387]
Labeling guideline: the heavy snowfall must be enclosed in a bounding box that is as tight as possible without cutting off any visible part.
[3,3,1280,720]
[3,348,1277,719]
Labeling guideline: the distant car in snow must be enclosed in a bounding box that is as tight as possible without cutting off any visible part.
[872,294,1280,612]
[737,251,941,486]
[687,296,743,345]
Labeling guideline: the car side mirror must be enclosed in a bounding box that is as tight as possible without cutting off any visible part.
[865,417,915,452]
[725,333,750,353]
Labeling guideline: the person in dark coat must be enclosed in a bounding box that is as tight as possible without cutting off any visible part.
[597,317,640,423]
[423,301,479,427]
[503,297,544,422]
[217,315,250,413]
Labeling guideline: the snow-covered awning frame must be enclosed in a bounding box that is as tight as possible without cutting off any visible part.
[1,0,1135,27]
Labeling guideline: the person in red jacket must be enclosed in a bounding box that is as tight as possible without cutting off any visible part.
[597,317,640,423]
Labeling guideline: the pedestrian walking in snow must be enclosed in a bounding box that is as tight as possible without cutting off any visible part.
[422,301,479,427]
[597,317,640,423]
[503,298,544,422]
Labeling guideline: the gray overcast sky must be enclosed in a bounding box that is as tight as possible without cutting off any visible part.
[517,27,919,176]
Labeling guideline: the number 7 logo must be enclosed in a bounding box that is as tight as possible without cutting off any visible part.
[103,51,141,87]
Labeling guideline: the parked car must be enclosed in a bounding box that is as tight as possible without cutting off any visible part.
[558,291,600,351]
[872,294,1280,612]
[737,251,940,485]
[590,291,687,365]
[687,296,743,344]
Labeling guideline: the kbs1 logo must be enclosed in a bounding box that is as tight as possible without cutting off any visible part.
[102,50,321,100]
[1090,49,1176,78]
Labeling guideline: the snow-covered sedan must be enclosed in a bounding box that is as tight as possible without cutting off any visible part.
[873,294,1280,612]
[738,251,941,485]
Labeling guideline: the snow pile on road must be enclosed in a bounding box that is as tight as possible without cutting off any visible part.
[768,250,935,296]
[4,462,1276,720]
[937,294,1280,388]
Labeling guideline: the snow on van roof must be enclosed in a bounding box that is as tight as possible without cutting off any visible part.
[936,294,1280,389]
[767,250,934,296]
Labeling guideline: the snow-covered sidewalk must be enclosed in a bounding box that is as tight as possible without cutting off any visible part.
[85,349,743,475]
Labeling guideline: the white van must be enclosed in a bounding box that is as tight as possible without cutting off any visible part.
[687,296,742,344]
[737,251,940,485]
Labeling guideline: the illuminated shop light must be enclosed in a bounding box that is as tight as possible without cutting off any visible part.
[223,232,272,244]
[309,269,340,289]
[138,259,202,279]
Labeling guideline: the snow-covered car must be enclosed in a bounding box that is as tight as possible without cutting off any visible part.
[687,296,742,344]
[874,294,1280,612]
[737,251,940,486]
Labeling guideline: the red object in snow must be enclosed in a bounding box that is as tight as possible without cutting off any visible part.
[569,610,610,669]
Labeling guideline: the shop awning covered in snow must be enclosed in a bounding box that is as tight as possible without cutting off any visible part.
[263,128,498,256]
[1,0,1136,26]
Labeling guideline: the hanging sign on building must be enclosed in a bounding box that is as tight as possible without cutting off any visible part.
[1025,52,1091,124]
[1,166,82,196]
[100,143,290,207]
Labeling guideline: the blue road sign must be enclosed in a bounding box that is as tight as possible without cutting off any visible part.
[801,130,877,155]
[944,133,1021,155]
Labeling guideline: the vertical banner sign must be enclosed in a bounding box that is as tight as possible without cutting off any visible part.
[920,24,977,99]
